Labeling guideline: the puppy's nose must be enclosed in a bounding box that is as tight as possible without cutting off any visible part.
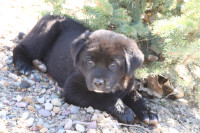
[93,78,104,88]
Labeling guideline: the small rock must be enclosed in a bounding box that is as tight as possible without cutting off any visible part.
[168,128,179,133]
[16,95,23,102]
[86,106,94,113]
[87,121,97,129]
[75,124,85,132]
[65,130,79,133]
[28,105,36,112]
[51,98,62,106]
[53,107,60,113]
[40,128,49,133]
[50,94,59,99]
[16,102,27,108]
[0,120,7,132]
[64,119,72,130]
[41,89,46,94]
[32,125,40,131]
[91,114,98,121]
[23,96,34,105]
[87,129,96,133]
[51,111,55,116]
[35,104,41,109]
[17,32,25,39]
[61,110,70,116]
[40,82,49,87]
[26,117,34,127]
[21,111,29,120]
[8,73,18,81]
[38,109,51,117]
[45,102,53,111]
[58,128,65,133]
[37,97,45,104]
[68,105,79,114]
[20,80,31,88]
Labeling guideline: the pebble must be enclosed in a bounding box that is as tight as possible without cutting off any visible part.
[45,102,53,111]
[51,111,56,116]
[0,121,7,132]
[86,106,94,113]
[21,111,29,120]
[75,124,85,132]
[16,95,22,102]
[53,107,60,113]
[35,104,41,109]
[8,73,18,81]
[87,121,97,129]
[58,128,65,133]
[51,98,62,106]
[32,125,40,131]
[37,97,45,104]
[20,80,31,88]
[87,129,96,133]
[28,105,36,111]
[61,110,70,116]
[26,117,34,127]
[16,102,27,108]
[68,105,80,114]
[40,128,49,133]
[64,119,73,130]
[91,113,98,121]
[38,109,51,117]
[23,96,34,105]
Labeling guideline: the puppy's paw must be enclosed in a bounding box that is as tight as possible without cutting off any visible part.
[138,110,159,126]
[113,107,135,124]
[33,59,47,72]
[15,60,33,75]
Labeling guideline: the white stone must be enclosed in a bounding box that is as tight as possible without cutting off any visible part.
[86,106,94,113]
[53,107,60,113]
[51,98,62,106]
[40,128,48,133]
[21,111,29,120]
[91,113,98,121]
[68,105,79,114]
[8,73,18,81]
[45,102,53,111]
[26,117,34,127]
[37,97,45,104]
[16,95,22,102]
[64,119,72,130]
[75,124,85,132]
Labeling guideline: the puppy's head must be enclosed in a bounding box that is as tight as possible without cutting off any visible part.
[71,30,144,93]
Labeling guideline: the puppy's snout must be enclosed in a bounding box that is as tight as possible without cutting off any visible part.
[93,78,104,88]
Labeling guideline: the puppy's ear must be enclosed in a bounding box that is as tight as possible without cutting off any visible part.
[70,30,91,66]
[124,41,144,77]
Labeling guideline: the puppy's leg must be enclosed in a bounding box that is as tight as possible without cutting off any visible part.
[13,15,64,75]
[123,90,159,126]
[63,72,135,124]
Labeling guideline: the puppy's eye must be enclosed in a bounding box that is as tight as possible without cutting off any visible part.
[87,60,95,67]
[109,62,118,70]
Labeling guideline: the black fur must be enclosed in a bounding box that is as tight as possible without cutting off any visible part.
[13,15,158,125]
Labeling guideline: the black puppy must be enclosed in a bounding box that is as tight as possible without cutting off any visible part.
[13,15,158,125]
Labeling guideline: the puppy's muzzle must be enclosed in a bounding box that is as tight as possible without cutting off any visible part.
[93,78,104,88]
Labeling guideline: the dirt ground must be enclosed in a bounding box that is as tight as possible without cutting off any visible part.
[0,0,199,133]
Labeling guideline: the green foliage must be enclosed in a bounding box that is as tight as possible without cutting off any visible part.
[151,0,200,90]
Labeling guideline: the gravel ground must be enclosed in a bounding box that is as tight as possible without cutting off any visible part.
[0,0,200,133]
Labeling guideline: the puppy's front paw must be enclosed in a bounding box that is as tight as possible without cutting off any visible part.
[33,59,47,72]
[138,110,159,126]
[15,60,33,75]
[113,107,135,124]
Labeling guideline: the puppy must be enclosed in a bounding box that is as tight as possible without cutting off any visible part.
[13,15,158,125]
